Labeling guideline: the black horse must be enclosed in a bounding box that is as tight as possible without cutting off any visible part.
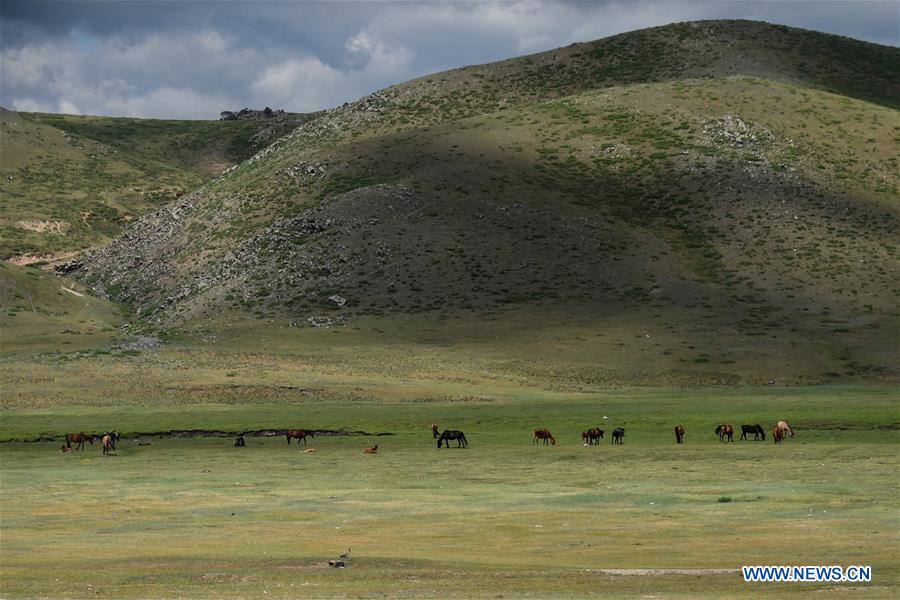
[611,428,625,444]
[234,435,246,447]
[437,430,468,449]
[740,424,766,441]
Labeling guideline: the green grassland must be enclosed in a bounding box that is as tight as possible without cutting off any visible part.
[1,384,897,598]
[0,108,315,261]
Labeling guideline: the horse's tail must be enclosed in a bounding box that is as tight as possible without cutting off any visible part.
[285,432,291,445]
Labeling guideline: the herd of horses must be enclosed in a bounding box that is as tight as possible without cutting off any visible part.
[537,420,793,446]
[716,421,794,443]
[59,420,795,455]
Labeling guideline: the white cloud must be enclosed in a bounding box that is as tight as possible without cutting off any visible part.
[58,99,81,115]
[250,57,346,111]
[1,44,55,88]
[346,30,413,72]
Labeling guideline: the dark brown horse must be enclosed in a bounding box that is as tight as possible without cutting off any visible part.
[581,428,604,445]
[431,423,439,439]
[674,425,685,444]
[533,429,556,445]
[715,424,734,443]
[65,432,93,451]
[611,428,625,444]
[286,429,315,446]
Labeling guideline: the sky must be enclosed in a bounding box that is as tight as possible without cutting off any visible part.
[1,1,897,119]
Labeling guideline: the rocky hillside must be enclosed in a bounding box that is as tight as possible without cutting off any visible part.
[65,20,899,382]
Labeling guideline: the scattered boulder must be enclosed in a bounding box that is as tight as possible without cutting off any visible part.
[327,295,347,308]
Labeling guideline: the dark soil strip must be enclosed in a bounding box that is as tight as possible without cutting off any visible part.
[0,429,394,444]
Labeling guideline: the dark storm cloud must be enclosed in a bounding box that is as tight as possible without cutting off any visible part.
[1,1,896,119]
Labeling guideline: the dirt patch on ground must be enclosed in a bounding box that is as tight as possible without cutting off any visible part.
[14,220,70,233]
[586,568,738,576]
[8,250,80,266]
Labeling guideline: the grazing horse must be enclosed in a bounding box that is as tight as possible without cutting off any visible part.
[611,428,625,444]
[582,428,604,445]
[437,430,468,449]
[740,424,766,441]
[674,425,685,444]
[286,429,315,446]
[715,424,734,443]
[363,445,378,454]
[65,432,93,451]
[101,431,120,451]
[101,434,114,456]
[431,423,439,439]
[233,435,246,447]
[776,421,794,438]
[773,425,784,444]
[533,429,556,445]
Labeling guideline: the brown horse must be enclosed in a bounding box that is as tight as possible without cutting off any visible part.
[363,445,378,454]
[101,434,114,456]
[581,428,603,445]
[773,424,784,444]
[715,424,734,443]
[431,423,439,439]
[286,429,315,446]
[533,429,556,445]
[776,421,794,438]
[65,432,93,451]
[674,425,685,444]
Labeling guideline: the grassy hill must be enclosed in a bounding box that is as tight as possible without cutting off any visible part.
[0,108,318,261]
[64,21,899,384]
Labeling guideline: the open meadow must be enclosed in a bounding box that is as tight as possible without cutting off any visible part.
[1,350,897,599]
